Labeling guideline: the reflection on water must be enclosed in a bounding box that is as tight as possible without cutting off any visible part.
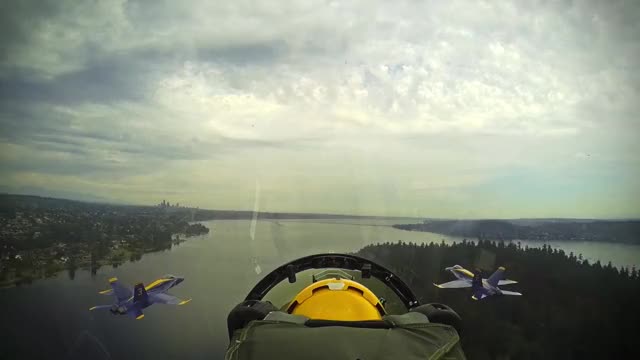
[1,219,638,359]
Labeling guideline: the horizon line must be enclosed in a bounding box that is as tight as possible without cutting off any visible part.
[2,192,639,222]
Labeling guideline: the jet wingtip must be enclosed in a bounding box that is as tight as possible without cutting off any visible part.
[89,306,97,311]
[136,314,145,320]
[178,298,192,306]
[433,283,442,288]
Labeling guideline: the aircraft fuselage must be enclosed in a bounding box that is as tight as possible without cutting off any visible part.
[111,275,184,315]
[445,266,502,296]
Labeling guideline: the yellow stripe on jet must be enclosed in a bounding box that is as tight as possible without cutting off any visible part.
[178,299,192,306]
[89,306,98,311]
[98,289,112,294]
[455,268,475,278]
[109,277,118,283]
[144,278,172,291]
[136,314,145,320]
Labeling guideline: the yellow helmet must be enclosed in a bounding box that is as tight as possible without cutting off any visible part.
[286,278,386,321]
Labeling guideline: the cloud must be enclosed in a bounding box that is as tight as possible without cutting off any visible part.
[0,0,639,217]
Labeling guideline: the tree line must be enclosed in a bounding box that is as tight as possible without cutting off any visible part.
[394,219,640,244]
[357,239,640,359]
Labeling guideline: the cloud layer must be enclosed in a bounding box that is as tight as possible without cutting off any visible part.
[1,0,639,218]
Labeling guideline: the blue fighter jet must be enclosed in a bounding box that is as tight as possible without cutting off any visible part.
[434,265,522,300]
[89,274,191,319]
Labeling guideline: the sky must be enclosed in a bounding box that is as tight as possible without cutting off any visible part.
[0,0,639,218]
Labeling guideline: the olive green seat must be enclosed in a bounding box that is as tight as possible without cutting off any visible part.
[226,312,466,360]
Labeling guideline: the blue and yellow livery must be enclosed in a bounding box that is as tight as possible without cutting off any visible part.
[89,274,191,319]
[434,265,522,300]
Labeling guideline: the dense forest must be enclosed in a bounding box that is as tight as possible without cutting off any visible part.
[394,219,640,244]
[356,240,639,359]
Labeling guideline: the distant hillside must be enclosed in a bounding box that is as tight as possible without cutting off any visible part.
[0,193,416,221]
[393,219,640,244]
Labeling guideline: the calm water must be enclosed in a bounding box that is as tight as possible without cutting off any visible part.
[1,219,638,359]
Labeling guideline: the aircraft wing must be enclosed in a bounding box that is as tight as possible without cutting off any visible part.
[150,292,192,306]
[108,277,132,302]
[498,279,518,286]
[434,280,472,289]
[500,290,522,296]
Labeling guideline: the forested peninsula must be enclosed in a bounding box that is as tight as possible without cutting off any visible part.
[357,240,639,359]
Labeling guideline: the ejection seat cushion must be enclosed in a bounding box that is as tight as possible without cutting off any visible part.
[225,312,466,360]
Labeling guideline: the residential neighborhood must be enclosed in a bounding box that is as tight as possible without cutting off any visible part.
[0,194,209,287]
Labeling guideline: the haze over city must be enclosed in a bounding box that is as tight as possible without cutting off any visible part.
[1,0,638,218]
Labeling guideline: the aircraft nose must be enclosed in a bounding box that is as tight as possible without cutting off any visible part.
[445,267,453,271]
[175,277,184,285]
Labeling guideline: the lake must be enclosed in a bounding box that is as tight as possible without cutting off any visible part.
[2,219,639,359]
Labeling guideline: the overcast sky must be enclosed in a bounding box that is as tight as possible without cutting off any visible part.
[0,0,638,218]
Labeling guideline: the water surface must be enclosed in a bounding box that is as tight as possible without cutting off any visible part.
[2,219,638,359]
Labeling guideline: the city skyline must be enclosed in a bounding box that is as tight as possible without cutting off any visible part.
[1,1,639,219]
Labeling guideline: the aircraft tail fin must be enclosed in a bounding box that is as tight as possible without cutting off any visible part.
[487,267,506,287]
[133,283,149,305]
[128,306,145,320]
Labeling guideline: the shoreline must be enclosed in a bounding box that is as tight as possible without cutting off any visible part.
[0,232,206,289]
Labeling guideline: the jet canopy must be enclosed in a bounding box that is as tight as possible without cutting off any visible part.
[245,253,421,317]
[226,253,467,360]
